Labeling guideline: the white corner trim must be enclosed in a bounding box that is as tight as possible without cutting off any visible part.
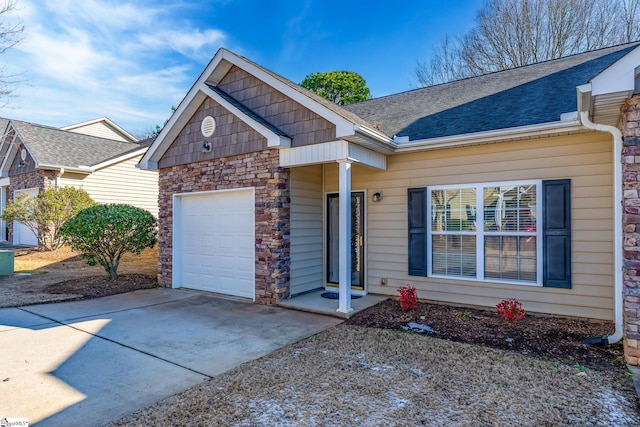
[201,86,291,148]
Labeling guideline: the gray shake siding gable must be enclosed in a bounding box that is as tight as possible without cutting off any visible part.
[218,66,336,147]
[158,98,267,169]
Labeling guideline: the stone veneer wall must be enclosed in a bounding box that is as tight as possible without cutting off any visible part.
[158,149,290,304]
[7,170,57,243]
[621,95,640,365]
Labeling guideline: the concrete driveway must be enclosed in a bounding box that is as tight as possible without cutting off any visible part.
[0,288,342,426]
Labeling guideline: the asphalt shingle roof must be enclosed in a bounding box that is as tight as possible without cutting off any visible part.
[343,43,639,140]
[7,119,145,169]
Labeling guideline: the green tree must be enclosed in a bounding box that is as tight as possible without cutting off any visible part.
[60,204,158,280]
[300,71,371,105]
[2,186,95,250]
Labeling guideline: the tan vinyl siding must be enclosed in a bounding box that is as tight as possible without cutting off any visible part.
[290,165,324,295]
[325,131,615,320]
[58,154,159,217]
[66,122,131,142]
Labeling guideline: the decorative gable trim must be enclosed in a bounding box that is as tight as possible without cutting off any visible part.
[202,86,291,148]
[139,48,392,170]
[206,50,356,137]
[0,123,38,177]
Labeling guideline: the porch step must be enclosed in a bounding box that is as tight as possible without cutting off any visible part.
[278,289,388,319]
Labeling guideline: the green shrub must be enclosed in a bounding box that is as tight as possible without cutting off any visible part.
[60,204,157,279]
[2,186,95,250]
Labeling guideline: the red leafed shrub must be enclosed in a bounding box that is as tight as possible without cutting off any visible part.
[398,285,418,311]
[496,298,526,322]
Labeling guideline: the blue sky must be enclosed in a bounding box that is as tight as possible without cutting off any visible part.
[2,0,484,136]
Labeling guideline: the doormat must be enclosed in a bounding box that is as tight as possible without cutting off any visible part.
[320,292,362,300]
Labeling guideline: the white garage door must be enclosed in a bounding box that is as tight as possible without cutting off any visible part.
[13,188,39,246]
[175,189,255,299]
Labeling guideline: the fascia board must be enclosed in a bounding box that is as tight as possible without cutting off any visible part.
[38,164,91,174]
[394,119,583,153]
[201,86,290,148]
[139,89,208,169]
[83,148,148,172]
[139,50,230,170]
[590,45,640,96]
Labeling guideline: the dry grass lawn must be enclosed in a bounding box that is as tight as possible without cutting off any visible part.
[0,246,158,307]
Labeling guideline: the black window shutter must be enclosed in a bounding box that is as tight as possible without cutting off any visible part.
[543,179,571,288]
[408,187,428,276]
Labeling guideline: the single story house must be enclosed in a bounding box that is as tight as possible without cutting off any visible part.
[139,43,640,364]
[0,117,159,245]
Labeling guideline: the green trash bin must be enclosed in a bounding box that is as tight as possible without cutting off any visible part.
[0,250,14,276]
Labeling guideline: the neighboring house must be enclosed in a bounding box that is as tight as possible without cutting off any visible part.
[0,118,159,245]
[139,43,640,364]
[61,116,139,142]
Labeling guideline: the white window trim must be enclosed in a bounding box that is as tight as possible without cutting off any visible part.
[427,180,543,286]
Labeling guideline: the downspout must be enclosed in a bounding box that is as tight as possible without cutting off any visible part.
[55,167,64,189]
[579,111,623,345]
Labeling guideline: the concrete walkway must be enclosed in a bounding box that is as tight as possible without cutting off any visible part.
[0,288,342,426]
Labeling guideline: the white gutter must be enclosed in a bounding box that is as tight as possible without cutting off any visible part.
[395,119,583,152]
[38,164,91,175]
[353,124,396,147]
[579,111,623,344]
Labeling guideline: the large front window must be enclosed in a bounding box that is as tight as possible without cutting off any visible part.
[428,181,542,284]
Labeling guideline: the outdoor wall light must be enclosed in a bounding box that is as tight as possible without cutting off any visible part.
[202,141,212,153]
[18,148,26,167]
[372,191,383,202]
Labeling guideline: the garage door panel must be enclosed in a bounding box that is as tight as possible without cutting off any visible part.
[176,189,255,299]
[13,188,39,246]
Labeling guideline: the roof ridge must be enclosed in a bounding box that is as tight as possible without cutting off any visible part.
[349,41,640,106]
[10,118,140,145]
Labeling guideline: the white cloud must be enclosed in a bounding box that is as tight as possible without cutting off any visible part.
[138,28,226,61]
[1,0,227,132]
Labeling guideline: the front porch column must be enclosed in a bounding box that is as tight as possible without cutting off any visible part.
[337,159,353,314]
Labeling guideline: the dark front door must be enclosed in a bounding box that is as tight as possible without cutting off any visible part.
[327,192,365,290]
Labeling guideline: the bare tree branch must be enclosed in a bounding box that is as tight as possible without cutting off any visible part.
[0,0,24,107]
[416,0,640,87]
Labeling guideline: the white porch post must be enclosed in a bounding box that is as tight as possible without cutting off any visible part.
[337,159,353,314]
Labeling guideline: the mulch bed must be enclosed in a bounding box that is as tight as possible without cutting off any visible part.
[345,299,627,377]
[43,274,158,299]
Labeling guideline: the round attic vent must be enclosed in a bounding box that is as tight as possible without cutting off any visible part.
[20,148,26,161]
[201,116,216,138]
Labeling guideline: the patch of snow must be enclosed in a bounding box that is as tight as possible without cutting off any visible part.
[411,368,426,377]
[595,389,637,426]
[402,322,437,334]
